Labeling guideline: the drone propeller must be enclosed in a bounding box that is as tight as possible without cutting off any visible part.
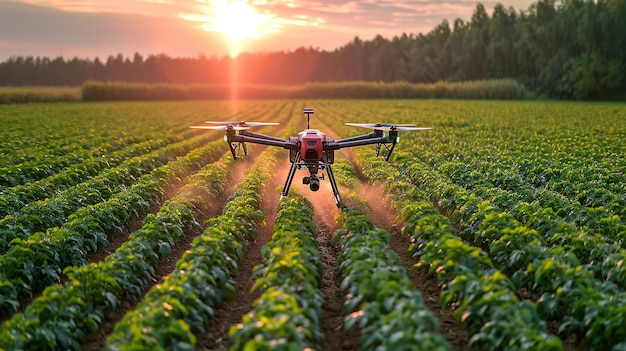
[190,121,280,131]
[204,121,279,127]
[190,125,250,131]
[345,123,432,131]
[395,126,433,131]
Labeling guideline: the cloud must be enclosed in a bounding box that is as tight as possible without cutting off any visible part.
[0,1,231,59]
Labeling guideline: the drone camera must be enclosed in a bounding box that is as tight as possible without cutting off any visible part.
[309,176,320,191]
[303,176,320,191]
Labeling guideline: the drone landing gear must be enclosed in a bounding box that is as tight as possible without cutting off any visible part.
[325,159,341,205]
[228,141,248,159]
[375,141,397,161]
[280,152,341,207]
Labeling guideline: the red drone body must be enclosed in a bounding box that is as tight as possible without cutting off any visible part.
[298,129,326,161]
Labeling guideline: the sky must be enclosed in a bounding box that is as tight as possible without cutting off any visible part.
[0,0,535,61]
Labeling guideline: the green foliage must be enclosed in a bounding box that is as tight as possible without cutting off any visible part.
[0,110,272,349]
[1,98,625,350]
[560,54,625,99]
[103,117,289,350]
[336,207,451,350]
[331,156,450,350]
[332,159,359,187]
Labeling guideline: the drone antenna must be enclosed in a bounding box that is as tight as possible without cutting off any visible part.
[303,108,314,129]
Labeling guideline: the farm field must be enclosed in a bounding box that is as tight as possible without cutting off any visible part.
[0,99,625,351]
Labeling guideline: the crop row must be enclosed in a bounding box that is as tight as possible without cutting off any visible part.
[0,142,238,350]
[0,102,199,169]
[0,132,216,254]
[426,157,626,291]
[402,111,625,219]
[317,99,625,217]
[337,204,452,350]
[501,143,625,210]
[229,104,324,349]
[355,150,564,350]
[104,154,259,349]
[330,158,450,350]
[336,99,626,349]
[402,137,626,277]
[392,152,626,350]
[436,140,625,209]
[230,193,324,350]
[0,96,288,174]
[0,131,177,189]
[0,101,293,318]
[0,135,183,218]
[0,99,277,190]
[0,120,139,169]
[0,138,226,315]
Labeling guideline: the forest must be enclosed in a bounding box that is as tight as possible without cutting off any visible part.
[1,0,625,100]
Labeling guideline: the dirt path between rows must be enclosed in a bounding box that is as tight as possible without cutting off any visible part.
[195,161,280,351]
[278,158,362,350]
[354,180,472,351]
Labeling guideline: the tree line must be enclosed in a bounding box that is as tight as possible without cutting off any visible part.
[1,0,625,100]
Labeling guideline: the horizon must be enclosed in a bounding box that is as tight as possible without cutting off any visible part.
[0,0,535,61]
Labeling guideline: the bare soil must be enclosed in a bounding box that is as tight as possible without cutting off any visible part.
[314,212,361,351]
[275,157,363,350]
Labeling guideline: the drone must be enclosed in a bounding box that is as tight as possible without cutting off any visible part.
[190,108,430,206]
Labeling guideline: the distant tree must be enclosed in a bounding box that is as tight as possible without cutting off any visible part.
[464,4,490,80]
[487,4,517,78]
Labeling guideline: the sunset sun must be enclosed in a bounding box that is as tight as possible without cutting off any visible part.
[179,0,276,55]
[211,1,269,42]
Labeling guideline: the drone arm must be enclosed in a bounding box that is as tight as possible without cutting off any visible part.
[327,135,390,150]
[239,130,293,144]
[328,131,401,161]
[332,131,382,144]
[231,134,295,149]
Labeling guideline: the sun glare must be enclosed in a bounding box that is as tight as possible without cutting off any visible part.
[209,1,270,43]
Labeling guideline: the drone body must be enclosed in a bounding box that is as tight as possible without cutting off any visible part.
[191,108,430,206]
